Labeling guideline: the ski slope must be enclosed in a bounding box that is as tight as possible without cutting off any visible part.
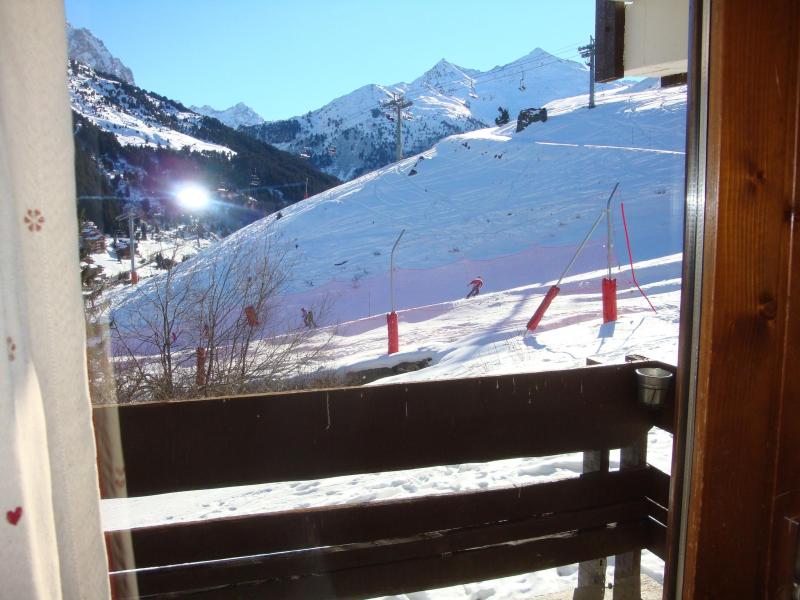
[103,81,686,598]
[102,257,677,596]
[111,81,686,343]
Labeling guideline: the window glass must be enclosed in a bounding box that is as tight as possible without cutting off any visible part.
[69,1,687,597]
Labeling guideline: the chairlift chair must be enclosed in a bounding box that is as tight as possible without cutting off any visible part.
[519,71,527,92]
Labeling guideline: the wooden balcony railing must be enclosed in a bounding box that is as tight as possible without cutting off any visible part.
[93,360,675,599]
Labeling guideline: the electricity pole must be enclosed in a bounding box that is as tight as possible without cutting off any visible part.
[381,93,413,161]
[579,36,596,109]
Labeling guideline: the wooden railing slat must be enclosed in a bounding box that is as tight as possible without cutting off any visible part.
[646,518,668,561]
[124,520,650,599]
[111,467,656,569]
[95,362,673,498]
[647,465,671,507]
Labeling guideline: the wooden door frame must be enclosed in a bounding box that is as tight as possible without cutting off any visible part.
[671,0,800,596]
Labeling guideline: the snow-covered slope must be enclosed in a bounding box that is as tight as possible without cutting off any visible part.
[112,82,686,350]
[69,61,234,155]
[67,22,135,84]
[103,79,685,600]
[244,48,623,180]
[190,102,266,129]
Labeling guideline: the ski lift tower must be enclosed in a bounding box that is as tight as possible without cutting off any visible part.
[579,37,596,109]
[381,93,413,162]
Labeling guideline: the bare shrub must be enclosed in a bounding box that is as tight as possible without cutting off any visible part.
[110,238,330,402]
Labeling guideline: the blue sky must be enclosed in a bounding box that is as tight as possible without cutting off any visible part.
[65,1,595,121]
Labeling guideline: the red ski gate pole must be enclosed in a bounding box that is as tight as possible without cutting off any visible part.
[602,277,617,322]
[526,285,560,332]
[602,183,618,323]
[386,229,405,355]
[525,183,619,334]
[387,311,399,354]
[620,202,657,313]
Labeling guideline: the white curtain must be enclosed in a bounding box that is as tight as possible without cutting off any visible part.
[0,0,110,598]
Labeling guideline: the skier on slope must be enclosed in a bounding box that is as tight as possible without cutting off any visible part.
[466,276,483,299]
[306,309,318,328]
[301,307,318,329]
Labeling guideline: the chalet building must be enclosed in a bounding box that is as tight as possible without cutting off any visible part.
[80,220,107,253]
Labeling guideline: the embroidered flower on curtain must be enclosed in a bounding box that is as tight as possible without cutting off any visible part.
[23,209,45,232]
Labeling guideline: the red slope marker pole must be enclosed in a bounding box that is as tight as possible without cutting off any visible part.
[387,311,399,354]
[526,207,607,333]
[387,229,405,354]
[602,182,620,323]
[620,202,657,313]
[602,278,618,322]
[526,285,561,331]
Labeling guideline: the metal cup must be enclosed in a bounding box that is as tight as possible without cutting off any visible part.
[635,367,673,409]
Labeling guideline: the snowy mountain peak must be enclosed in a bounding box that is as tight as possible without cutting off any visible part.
[243,47,624,181]
[66,22,134,84]
[508,47,584,71]
[190,102,266,129]
[415,58,473,90]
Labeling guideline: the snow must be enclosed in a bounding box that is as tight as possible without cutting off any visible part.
[190,102,266,129]
[100,81,686,598]
[86,231,215,283]
[110,82,686,333]
[69,62,236,156]
[256,48,625,180]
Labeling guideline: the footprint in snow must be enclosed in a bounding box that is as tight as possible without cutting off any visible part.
[295,481,321,493]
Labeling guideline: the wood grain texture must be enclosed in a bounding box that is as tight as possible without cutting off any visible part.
[95,362,673,498]
[124,522,650,599]
[595,0,625,82]
[682,0,800,596]
[110,467,655,569]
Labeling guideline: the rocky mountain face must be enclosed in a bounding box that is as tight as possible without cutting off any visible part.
[242,48,618,181]
[68,60,339,232]
[67,22,135,85]
[190,102,266,129]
